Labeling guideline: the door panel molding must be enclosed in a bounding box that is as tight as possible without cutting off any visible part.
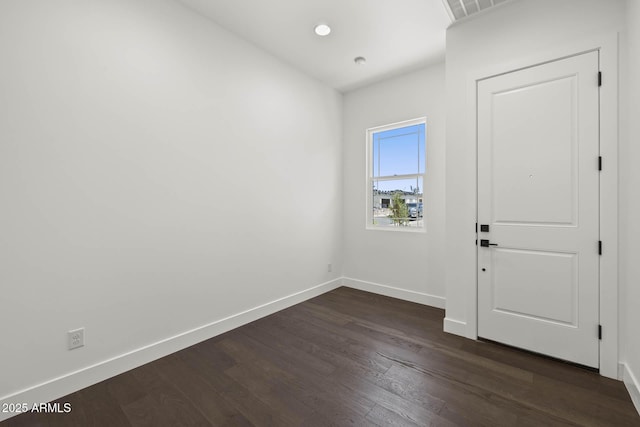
[490,248,578,326]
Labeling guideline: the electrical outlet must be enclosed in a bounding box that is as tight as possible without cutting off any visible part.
[327,263,332,273]
[68,328,84,350]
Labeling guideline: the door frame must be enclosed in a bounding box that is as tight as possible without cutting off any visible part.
[467,33,619,379]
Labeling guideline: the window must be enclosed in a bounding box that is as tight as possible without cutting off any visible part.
[366,118,426,231]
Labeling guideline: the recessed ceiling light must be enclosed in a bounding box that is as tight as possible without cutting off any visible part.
[314,24,331,37]
[354,56,367,65]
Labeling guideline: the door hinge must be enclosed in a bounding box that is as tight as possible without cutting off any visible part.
[598,156,602,171]
[599,241,603,255]
[476,222,478,233]
[598,71,602,87]
[598,324,602,340]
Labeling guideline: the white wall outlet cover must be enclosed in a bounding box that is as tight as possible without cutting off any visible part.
[68,328,84,350]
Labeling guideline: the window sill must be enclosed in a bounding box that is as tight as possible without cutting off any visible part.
[366,225,426,233]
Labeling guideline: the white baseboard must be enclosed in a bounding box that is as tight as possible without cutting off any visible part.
[621,363,640,416]
[0,278,342,422]
[342,277,446,309]
[443,317,468,337]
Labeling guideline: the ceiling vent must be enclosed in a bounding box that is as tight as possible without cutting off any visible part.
[442,0,511,21]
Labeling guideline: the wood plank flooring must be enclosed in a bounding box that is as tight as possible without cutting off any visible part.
[4,287,640,426]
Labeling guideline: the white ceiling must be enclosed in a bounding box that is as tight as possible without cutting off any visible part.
[177,0,453,92]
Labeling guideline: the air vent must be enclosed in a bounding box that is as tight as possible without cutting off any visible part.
[442,0,511,21]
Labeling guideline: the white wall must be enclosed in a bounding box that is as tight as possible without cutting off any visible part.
[342,64,446,307]
[445,0,626,361]
[0,0,342,410]
[621,0,640,411]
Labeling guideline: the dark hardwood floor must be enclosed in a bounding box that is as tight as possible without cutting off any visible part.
[4,287,640,426]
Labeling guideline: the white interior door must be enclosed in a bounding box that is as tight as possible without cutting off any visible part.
[477,51,600,368]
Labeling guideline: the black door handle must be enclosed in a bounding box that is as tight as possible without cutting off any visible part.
[480,239,499,247]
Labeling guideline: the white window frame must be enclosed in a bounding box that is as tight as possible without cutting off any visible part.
[366,117,426,232]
